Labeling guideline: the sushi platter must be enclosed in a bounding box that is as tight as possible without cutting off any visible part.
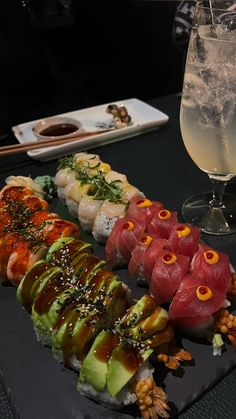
[0,151,236,419]
[12,99,169,162]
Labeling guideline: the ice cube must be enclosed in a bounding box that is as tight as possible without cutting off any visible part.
[199,88,235,127]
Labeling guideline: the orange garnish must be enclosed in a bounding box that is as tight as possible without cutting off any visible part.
[123,221,135,230]
[196,285,213,301]
[158,209,171,220]
[176,225,191,238]
[139,235,153,246]
[136,199,153,208]
[204,250,219,264]
[162,252,177,264]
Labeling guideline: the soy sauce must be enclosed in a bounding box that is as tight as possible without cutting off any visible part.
[39,123,78,137]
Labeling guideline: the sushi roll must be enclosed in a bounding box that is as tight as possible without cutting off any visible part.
[74,152,101,166]
[78,295,173,415]
[31,243,107,347]
[168,223,200,259]
[191,244,232,293]
[17,260,63,313]
[5,175,45,198]
[0,179,81,285]
[92,200,126,244]
[105,170,127,184]
[39,218,80,246]
[78,196,103,232]
[105,216,145,267]
[54,167,77,203]
[7,240,47,287]
[51,271,129,369]
[64,180,93,218]
[0,185,33,202]
[46,237,92,267]
[148,208,178,239]
[126,196,164,227]
[128,235,170,285]
[0,232,21,283]
[169,273,228,336]
[119,181,145,204]
[149,250,190,304]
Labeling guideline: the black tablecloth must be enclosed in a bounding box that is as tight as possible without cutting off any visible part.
[0,94,236,418]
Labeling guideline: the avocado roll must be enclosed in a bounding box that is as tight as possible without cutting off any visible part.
[31,252,107,347]
[16,260,63,313]
[78,295,173,413]
[51,271,130,370]
[46,237,92,268]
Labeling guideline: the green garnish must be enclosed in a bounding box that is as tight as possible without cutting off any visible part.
[58,155,122,203]
[34,175,57,201]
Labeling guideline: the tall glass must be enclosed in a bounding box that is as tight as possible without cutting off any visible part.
[180,1,236,234]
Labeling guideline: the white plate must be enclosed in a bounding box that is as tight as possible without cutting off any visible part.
[12,98,169,162]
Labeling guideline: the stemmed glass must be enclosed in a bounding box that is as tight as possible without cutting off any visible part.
[180,1,236,234]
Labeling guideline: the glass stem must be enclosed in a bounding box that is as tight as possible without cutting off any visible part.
[209,178,227,208]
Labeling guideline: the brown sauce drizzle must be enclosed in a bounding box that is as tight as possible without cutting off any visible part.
[61,308,79,367]
[138,306,163,336]
[114,346,143,373]
[33,275,66,315]
[21,262,51,312]
[95,333,119,362]
[52,240,91,266]
[74,317,97,361]
[150,323,174,348]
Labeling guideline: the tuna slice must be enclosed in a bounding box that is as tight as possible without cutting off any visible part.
[105,216,145,267]
[168,223,200,259]
[147,208,178,239]
[150,250,190,304]
[191,244,232,293]
[169,273,227,330]
[126,196,163,227]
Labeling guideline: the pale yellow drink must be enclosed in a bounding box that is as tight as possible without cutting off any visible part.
[180,24,236,181]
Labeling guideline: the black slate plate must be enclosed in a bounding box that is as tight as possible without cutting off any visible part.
[0,199,236,419]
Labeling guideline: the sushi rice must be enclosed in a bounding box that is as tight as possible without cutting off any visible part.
[77,361,153,409]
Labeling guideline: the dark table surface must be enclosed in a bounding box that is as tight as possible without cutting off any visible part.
[0,94,236,419]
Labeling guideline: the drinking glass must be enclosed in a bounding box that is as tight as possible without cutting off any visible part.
[180,1,236,234]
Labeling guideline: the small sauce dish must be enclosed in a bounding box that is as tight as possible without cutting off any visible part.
[32,116,81,140]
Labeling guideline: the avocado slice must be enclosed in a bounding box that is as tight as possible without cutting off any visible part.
[46,237,76,261]
[107,345,153,397]
[106,295,169,397]
[46,237,92,266]
[32,285,76,345]
[128,306,169,339]
[79,330,119,392]
[17,260,63,313]
[52,274,125,366]
[118,294,158,328]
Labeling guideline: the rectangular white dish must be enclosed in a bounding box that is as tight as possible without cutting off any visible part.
[12,98,169,162]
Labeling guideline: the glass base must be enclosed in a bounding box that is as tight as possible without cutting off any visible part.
[182,192,236,235]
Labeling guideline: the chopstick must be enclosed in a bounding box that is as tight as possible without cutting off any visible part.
[0,129,113,157]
